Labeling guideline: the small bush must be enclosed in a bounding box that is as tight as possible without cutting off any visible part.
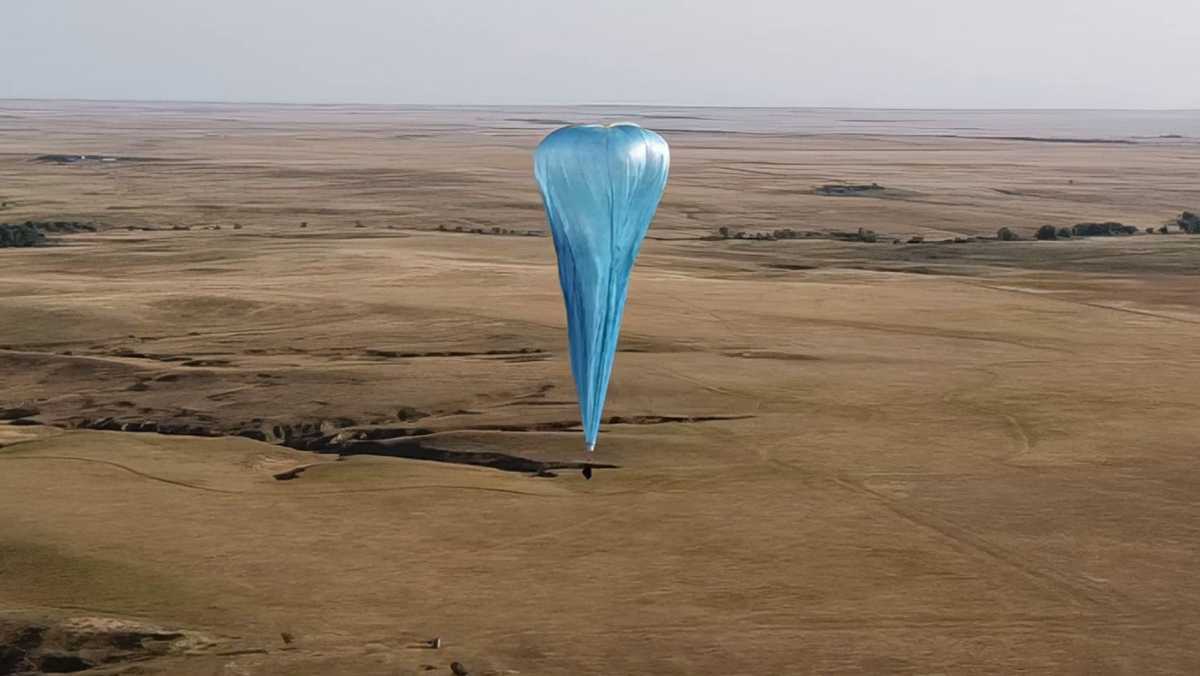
[1072,222,1137,237]
[1177,211,1200,234]
[1035,225,1057,240]
[997,227,1019,241]
[0,223,47,247]
[1057,227,1072,239]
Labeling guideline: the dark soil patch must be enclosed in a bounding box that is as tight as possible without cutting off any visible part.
[34,154,164,164]
[72,412,751,477]
[328,438,619,475]
[181,359,231,368]
[726,351,821,361]
[815,183,886,196]
[766,263,818,271]
[0,616,199,676]
[364,348,546,360]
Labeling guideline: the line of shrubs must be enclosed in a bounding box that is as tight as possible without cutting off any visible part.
[711,212,1198,244]
[435,224,542,237]
[1027,212,1200,240]
[715,226,882,242]
[1030,223,1139,240]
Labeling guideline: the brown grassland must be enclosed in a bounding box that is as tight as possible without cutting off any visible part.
[1,102,1199,675]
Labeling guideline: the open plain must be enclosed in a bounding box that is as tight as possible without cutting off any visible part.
[1,102,1199,675]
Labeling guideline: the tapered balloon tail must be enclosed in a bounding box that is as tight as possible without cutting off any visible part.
[534,123,670,454]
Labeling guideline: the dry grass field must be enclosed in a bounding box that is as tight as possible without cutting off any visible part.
[1,101,1199,675]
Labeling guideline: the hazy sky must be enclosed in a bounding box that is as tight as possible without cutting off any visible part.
[5,0,1198,108]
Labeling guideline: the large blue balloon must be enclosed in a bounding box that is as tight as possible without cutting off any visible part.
[534,123,670,453]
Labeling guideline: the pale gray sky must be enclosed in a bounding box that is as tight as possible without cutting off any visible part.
[4,0,1198,108]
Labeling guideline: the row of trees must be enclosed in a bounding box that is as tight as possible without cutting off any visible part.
[1029,213,1200,240]
[718,226,808,241]
[715,226,881,242]
[1030,223,1140,240]
[434,224,542,237]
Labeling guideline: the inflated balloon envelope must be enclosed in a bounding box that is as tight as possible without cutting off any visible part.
[534,123,670,454]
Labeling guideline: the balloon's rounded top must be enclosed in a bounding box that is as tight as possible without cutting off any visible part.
[578,122,641,128]
[536,123,669,162]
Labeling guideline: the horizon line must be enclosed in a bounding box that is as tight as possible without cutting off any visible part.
[2,96,1198,113]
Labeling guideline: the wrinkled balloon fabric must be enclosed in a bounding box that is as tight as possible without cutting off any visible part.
[534,124,670,453]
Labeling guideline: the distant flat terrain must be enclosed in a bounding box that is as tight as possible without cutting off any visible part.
[2,101,1198,240]
[1,102,1199,675]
